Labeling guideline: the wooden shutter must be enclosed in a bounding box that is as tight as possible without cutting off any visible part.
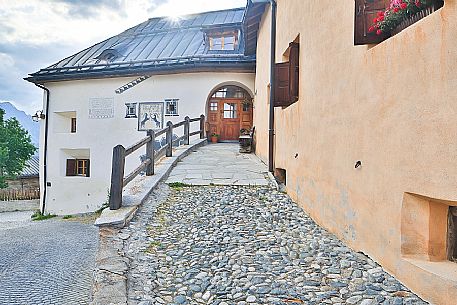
[85,160,90,177]
[354,0,390,45]
[66,159,76,176]
[274,62,291,107]
[289,42,299,103]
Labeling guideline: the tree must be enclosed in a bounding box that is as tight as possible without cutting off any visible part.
[0,108,36,188]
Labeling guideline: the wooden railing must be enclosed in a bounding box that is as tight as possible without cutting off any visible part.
[109,115,205,210]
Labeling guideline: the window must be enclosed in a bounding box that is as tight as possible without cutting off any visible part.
[208,31,238,51]
[165,99,178,116]
[66,159,90,177]
[71,117,76,133]
[223,103,237,119]
[211,86,248,99]
[354,0,444,45]
[210,102,218,112]
[125,103,137,118]
[274,42,299,108]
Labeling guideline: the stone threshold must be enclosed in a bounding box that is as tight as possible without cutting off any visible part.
[94,138,207,228]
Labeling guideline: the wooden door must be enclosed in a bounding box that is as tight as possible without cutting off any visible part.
[207,98,253,141]
[220,100,240,141]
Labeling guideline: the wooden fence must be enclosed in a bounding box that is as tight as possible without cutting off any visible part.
[0,188,40,201]
[109,115,205,210]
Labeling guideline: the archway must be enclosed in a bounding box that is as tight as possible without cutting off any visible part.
[206,85,253,141]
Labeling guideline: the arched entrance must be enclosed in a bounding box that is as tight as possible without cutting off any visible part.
[207,85,253,141]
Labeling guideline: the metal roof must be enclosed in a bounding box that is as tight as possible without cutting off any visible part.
[19,156,39,178]
[26,7,257,83]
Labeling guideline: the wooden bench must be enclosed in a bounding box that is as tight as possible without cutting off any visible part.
[239,126,255,153]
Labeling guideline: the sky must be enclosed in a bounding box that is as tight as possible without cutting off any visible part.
[0,0,247,115]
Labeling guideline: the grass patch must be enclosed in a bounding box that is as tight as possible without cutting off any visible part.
[168,182,192,189]
[146,240,162,252]
[63,215,73,219]
[31,211,57,221]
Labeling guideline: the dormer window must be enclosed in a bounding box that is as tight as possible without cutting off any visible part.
[208,31,238,51]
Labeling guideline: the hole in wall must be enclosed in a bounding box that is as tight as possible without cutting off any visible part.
[274,168,286,186]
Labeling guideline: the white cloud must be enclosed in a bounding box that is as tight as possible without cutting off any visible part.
[0,0,248,114]
[153,0,246,18]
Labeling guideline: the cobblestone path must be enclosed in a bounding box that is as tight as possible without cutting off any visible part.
[123,184,427,305]
[0,216,98,304]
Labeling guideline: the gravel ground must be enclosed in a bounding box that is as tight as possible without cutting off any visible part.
[0,216,98,305]
[123,185,427,305]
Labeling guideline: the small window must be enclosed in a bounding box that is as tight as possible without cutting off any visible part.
[354,0,444,45]
[210,102,218,112]
[242,103,251,112]
[223,103,237,119]
[209,31,238,51]
[211,86,248,99]
[125,103,137,118]
[66,159,90,177]
[165,99,178,116]
[71,117,76,133]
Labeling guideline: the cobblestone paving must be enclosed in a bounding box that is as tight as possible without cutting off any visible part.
[123,185,427,305]
[0,217,98,304]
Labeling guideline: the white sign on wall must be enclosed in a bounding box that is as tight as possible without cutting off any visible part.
[138,102,164,131]
[88,98,114,119]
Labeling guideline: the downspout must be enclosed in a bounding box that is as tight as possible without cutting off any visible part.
[34,83,49,214]
[268,0,277,173]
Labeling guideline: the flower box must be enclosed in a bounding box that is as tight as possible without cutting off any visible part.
[392,1,442,35]
[370,0,444,37]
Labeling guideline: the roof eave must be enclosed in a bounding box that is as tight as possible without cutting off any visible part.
[25,61,256,84]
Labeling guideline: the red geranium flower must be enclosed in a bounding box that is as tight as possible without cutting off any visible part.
[415,0,421,7]
[394,7,399,12]
[368,26,375,33]
[378,15,385,21]
[376,29,383,35]
[400,2,407,9]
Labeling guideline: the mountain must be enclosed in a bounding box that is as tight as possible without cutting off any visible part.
[0,102,40,152]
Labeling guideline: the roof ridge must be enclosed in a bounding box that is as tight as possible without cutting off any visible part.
[146,6,245,21]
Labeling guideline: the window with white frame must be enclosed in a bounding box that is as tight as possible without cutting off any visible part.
[125,103,137,118]
[165,99,179,116]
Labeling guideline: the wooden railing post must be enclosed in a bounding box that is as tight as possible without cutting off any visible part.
[109,145,126,210]
[166,121,173,157]
[146,130,155,176]
[199,114,205,139]
[184,116,190,145]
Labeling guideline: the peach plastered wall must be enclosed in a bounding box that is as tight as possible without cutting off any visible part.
[253,1,457,304]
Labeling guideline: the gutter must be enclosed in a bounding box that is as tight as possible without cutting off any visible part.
[33,83,50,214]
[268,0,277,173]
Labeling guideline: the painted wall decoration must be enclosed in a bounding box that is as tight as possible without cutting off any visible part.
[138,102,164,130]
[88,98,114,119]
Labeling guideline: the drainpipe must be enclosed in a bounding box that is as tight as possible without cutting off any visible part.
[34,83,50,214]
[268,0,277,173]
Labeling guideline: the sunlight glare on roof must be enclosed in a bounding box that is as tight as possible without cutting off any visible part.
[166,11,183,25]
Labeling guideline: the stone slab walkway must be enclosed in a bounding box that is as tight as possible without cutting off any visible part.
[121,184,427,305]
[166,143,269,186]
